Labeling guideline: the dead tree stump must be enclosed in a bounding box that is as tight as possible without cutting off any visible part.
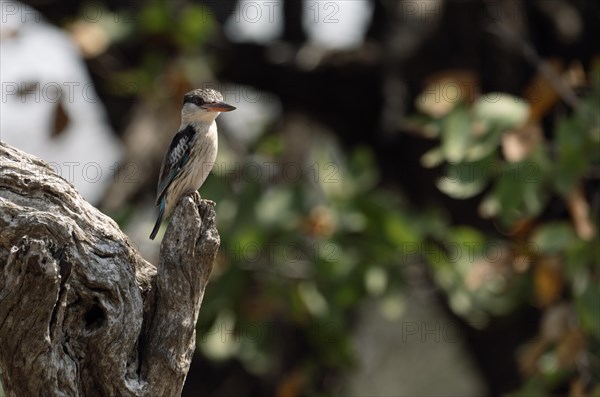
[0,142,220,396]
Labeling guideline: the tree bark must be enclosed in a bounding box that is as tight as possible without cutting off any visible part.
[0,142,220,396]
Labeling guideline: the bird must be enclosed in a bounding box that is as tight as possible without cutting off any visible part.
[149,88,236,240]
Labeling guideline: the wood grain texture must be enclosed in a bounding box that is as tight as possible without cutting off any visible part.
[0,142,219,396]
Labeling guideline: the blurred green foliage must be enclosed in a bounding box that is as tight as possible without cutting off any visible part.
[77,1,216,98]
[196,130,424,393]
[413,66,600,396]
[188,64,600,394]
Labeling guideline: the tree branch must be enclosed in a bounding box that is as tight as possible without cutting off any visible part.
[0,141,219,396]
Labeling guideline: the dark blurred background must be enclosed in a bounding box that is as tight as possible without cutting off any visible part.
[1,0,599,396]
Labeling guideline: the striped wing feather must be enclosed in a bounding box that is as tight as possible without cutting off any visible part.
[155,125,195,205]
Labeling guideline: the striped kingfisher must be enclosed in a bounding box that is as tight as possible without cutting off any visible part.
[150,88,235,240]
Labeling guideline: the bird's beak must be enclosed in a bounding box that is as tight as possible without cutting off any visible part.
[203,102,236,112]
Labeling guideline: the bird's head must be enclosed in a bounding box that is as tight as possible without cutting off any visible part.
[181,88,236,124]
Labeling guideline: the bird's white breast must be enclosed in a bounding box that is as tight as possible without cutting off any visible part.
[189,120,218,190]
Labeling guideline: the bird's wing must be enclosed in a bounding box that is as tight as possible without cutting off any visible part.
[155,125,195,205]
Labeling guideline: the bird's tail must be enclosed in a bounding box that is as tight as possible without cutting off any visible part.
[149,200,165,240]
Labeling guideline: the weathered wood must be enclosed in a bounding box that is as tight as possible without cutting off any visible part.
[0,142,219,396]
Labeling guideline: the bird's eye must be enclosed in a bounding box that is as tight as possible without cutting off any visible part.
[183,95,205,107]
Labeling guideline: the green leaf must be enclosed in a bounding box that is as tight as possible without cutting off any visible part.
[473,93,529,131]
[139,3,170,33]
[441,104,472,162]
[575,286,600,337]
[481,163,526,225]
[403,114,441,138]
[577,97,600,145]
[464,128,502,162]
[383,213,419,246]
[255,187,294,227]
[436,159,492,199]
[555,117,588,195]
[436,175,486,199]
[564,238,596,278]
[420,147,444,168]
[531,222,577,254]
[379,290,406,321]
[298,282,329,317]
[177,5,215,48]
[519,150,550,217]
[365,266,388,297]
[446,226,486,261]
[348,146,379,192]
